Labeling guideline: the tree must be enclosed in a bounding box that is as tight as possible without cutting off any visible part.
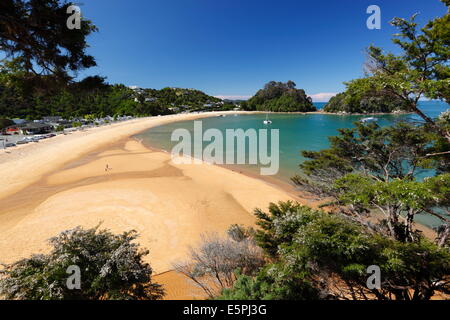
[239,201,450,300]
[323,77,411,114]
[0,118,14,130]
[243,81,316,112]
[0,225,164,300]
[365,0,450,141]
[253,201,318,257]
[292,122,450,242]
[217,265,321,300]
[0,0,97,79]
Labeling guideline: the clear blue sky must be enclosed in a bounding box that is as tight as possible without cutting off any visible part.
[77,0,448,101]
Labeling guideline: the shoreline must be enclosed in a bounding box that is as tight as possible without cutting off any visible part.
[0,110,298,272]
[0,110,437,299]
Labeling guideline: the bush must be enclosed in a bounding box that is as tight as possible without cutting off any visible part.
[252,201,450,300]
[0,225,164,300]
[218,265,322,300]
[173,228,265,298]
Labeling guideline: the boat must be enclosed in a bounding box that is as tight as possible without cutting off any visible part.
[263,114,272,125]
[360,117,378,123]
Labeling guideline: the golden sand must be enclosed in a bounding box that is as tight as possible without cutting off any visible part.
[0,112,298,299]
[0,112,435,299]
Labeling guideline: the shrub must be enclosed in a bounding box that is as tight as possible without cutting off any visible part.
[173,228,265,298]
[0,225,164,300]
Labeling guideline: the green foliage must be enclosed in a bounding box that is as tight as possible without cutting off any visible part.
[254,201,319,257]
[0,226,164,300]
[0,0,97,80]
[0,118,14,130]
[242,81,316,112]
[238,201,450,300]
[323,77,410,113]
[294,122,435,186]
[0,62,221,119]
[293,121,449,242]
[218,265,321,300]
[364,3,450,140]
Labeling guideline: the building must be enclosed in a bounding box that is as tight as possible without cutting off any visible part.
[42,116,63,123]
[20,123,54,135]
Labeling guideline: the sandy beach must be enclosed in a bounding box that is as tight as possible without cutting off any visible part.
[0,111,300,299]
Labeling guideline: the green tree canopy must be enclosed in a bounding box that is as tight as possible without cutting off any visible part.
[364,0,450,141]
[323,77,411,113]
[242,81,316,112]
[0,0,97,79]
[219,202,450,300]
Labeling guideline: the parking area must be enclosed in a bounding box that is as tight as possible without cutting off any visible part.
[0,133,58,149]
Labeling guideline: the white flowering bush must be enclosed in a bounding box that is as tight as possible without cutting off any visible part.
[0,226,164,300]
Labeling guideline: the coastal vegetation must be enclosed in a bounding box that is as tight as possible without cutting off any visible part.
[323,77,411,113]
[0,59,223,119]
[219,202,450,300]
[0,0,448,302]
[219,2,450,300]
[173,227,265,298]
[0,226,164,300]
[241,81,316,112]
[292,121,450,243]
[0,1,225,120]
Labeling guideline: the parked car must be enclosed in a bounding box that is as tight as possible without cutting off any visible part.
[5,143,16,148]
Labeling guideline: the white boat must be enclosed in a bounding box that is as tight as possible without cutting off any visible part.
[263,114,272,125]
[361,117,378,123]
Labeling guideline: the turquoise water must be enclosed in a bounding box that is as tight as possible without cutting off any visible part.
[136,101,449,228]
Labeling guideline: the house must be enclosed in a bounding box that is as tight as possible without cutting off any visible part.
[42,116,63,123]
[20,123,54,135]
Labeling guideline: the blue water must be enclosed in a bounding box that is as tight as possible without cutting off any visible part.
[136,101,449,228]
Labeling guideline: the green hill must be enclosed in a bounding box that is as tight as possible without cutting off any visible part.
[242,81,316,112]
[323,78,411,114]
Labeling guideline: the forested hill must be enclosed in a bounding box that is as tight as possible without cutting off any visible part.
[241,81,317,112]
[0,71,222,119]
[323,77,411,114]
